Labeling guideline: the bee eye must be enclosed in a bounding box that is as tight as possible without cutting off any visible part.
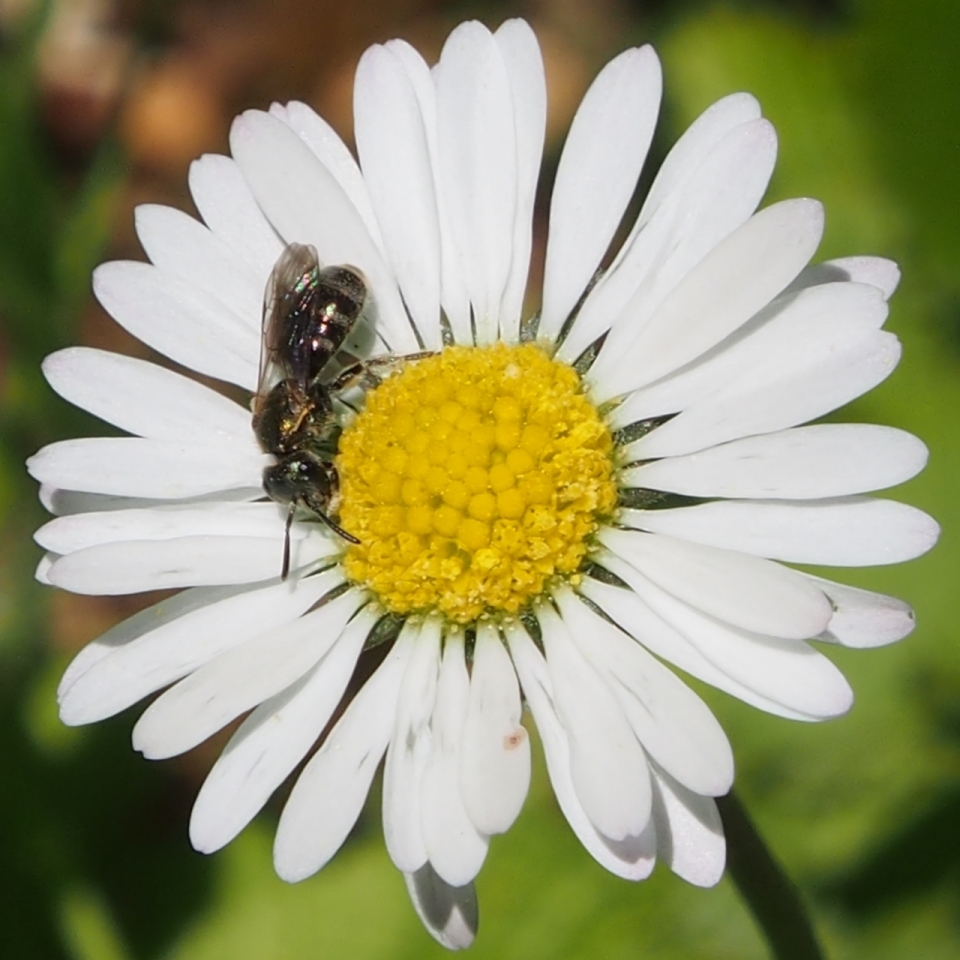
[262,462,297,504]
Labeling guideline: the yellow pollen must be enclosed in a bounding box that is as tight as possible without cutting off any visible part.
[337,342,618,623]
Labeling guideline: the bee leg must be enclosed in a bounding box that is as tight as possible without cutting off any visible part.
[281,501,296,581]
[327,351,436,394]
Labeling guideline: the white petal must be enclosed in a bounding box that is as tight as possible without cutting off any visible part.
[652,118,778,284]
[651,767,725,887]
[35,554,53,584]
[39,484,261,518]
[639,93,762,227]
[560,115,776,364]
[274,624,415,882]
[188,607,374,853]
[598,552,853,720]
[555,586,733,797]
[600,528,832,639]
[806,574,916,648]
[788,255,900,300]
[579,572,823,722]
[625,424,929,499]
[274,100,384,249]
[629,497,940,566]
[625,330,902,459]
[555,202,674,367]
[384,39,472,343]
[494,19,545,341]
[93,261,259,389]
[538,603,652,841]
[592,199,825,400]
[57,583,245,700]
[229,110,418,352]
[27,437,266,499]
[132,587,361,759]
[435,21,517,342]
[421,629,488,887]
[58,572,337,724]
[42,348,253,445]
[38,484,85,516]
[134,204,262,328]
[460,621,530,835]
[611,280,889,434]
[383,617,441,873]
[404,865,478,952]
[504,620,657,879]
[188,153,284,275]
[540,46,662,342]
[46,532,334,595]
[354,44,442,348]
[563,94,765,365]
[36,501,298,554]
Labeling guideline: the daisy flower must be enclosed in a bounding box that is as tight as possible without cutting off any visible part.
[29,18,938,950]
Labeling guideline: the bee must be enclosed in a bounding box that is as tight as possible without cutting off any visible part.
[254,243,431,580]
[253,243,369,581]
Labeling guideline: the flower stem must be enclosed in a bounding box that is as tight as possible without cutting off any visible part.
[717,792,826,960]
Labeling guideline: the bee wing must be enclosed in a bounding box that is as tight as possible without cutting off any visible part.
[255,243,322,413]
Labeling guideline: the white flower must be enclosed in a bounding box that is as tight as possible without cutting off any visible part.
[29,18,938,950]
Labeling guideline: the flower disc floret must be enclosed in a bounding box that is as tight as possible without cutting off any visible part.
[338,343,618,622]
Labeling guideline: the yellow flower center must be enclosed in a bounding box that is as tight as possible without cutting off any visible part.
[337,342,617,623]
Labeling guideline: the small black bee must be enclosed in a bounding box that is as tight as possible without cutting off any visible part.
[253,243,368,580]
[254,243,431,580]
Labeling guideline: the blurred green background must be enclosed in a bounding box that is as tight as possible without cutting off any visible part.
[1,0,957,957]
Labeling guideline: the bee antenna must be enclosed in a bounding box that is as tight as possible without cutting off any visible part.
[281,502,295,581]
[318,512,361,545]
